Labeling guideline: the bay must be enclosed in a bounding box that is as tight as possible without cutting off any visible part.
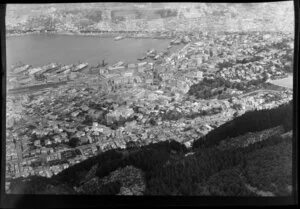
[6,34,173,69]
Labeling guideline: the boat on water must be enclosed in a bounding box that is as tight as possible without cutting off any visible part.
[167,45,172,49]
[55,64,74,74]
[112,61,125,68]
[34,72,47,81]
[147,49,157,58]
[11,64,31,74]
[114,36,124,41]
[154,54,160,60]
[149,52,157,58]
[72,63,89,72]
[127,63,137,69]
[170,37,181,45]
[35,63,60,76]
[154,52,163,60]
[28,67,43,76]
[138,56,147,61]
[18,75,34,85]
[63,69,71,75]
[147,49,156,55]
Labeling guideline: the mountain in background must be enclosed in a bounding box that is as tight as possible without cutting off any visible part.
[6,2,294,32]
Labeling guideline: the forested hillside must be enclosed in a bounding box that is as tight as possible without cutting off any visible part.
[9,100,294,196]
[193,100,293,149]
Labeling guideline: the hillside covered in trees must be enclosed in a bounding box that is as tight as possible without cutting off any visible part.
[9,100,294,196]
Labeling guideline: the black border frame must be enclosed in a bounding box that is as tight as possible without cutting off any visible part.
[1,0,298,207]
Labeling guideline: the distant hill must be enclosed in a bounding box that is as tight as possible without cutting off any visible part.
[9,100,293,196]
[6,2,294,32]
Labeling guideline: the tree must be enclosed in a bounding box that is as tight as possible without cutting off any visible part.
[69,137,80,148]
[149,118,157,126]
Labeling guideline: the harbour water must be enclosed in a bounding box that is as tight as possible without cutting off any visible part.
[6,34,174,70]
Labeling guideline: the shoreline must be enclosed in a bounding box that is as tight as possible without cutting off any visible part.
[6,32,179,69]
[6,31,174,39]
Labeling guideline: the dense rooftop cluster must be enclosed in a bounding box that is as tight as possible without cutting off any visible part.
[5,30,293,194]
